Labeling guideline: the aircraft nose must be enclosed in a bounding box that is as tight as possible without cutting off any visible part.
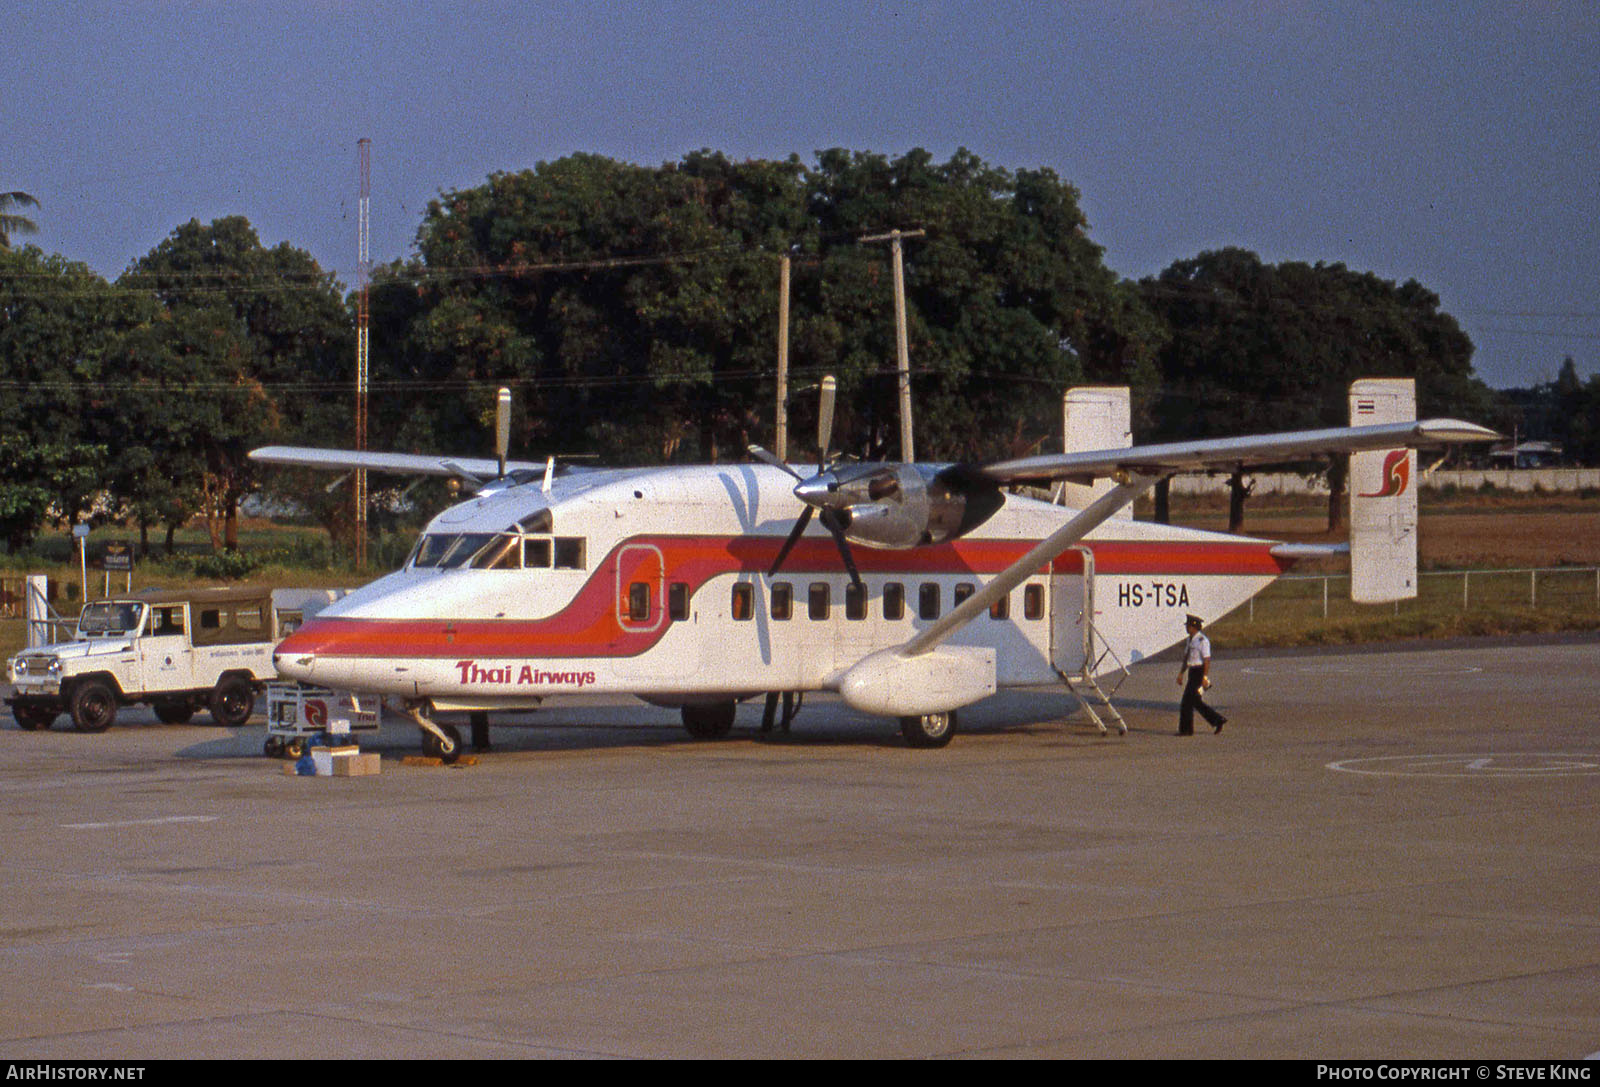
[273,651,316,683]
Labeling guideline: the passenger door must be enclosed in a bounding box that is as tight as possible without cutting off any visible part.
[139,604,196,692]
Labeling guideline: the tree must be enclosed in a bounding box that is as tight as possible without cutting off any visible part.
[0,437,103,552]
[374,148,1160,470]
[1140,249,1489,530]
[0,190,39,248]
[0,245,139,538]
[119,217,352,550]
[1502,357,1600,466]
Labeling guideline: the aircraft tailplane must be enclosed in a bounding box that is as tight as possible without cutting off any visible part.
[1348,378,1419,603]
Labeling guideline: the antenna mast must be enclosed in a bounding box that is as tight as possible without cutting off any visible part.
[355,137,371,570]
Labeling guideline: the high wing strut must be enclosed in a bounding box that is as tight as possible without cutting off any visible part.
[900,471,1165,658]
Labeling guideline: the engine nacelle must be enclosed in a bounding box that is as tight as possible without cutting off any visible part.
[839,646,998,717]
[794,463,1003,550]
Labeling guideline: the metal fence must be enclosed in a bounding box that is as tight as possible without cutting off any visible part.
[1233,566,1600,624]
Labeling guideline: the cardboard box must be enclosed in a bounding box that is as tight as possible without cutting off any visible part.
[311,745,362,776]
[330,752,381,777]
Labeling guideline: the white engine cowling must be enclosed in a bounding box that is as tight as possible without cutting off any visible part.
[838,646,997,718]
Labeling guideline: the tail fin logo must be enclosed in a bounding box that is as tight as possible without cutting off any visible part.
[1358,450,1410,498]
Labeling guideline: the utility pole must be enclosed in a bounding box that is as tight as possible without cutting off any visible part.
[859,228,924,462]
[355,138,371,571]
[775,253,790,461]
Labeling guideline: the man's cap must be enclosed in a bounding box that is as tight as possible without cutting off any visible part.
[1184,614,1204,627]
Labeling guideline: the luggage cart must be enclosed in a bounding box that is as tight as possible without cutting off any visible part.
[264,682,382,757]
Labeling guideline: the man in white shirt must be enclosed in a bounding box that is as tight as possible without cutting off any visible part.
[1176,614,1227,736]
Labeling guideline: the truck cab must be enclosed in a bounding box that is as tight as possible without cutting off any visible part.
[6,586,283,733]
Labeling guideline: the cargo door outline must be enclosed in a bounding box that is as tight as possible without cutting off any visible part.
[616,544,666,635]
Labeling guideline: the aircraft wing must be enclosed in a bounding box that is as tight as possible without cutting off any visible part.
[879,417,1497,670]
[979,419,1499,486]
[250,446,544,482]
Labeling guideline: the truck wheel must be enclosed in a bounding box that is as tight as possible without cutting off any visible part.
[12,705,57,731]
[209,676,256,728]
[69,681,118,733]
[153,699,195,725]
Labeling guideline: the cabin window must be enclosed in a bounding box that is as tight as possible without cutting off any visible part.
[668,582,690,621]
[954,582,975,607]
[236,603,264,630]
[471,534,521,569]
[200,609,222,630]
[1024,583,1045,621]
[845,581,867,621]
[918,583,941,621]
[628,582,651,621]
[523,538,553,568]
[731,583,754,621]
[770,582,792,620]
[808,582,830,620]
[989,592,1009,620]
[883,582,905,620]
[554,537,586,569]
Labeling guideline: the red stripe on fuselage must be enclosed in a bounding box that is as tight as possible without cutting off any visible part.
[278,534,1287,660]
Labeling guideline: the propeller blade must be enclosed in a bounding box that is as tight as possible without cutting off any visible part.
[747,444,805,481]
[820,508,863,591]
[817,375,836,470]
[769,506,814,578]
[495,387,512,478]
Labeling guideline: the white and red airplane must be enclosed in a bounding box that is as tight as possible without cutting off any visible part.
[251,378,1494,758]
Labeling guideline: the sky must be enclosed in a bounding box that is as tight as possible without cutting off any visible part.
[6,0,1598,390]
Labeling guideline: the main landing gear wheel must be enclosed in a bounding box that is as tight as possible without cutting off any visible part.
[208,676,256,728]
[421,722,463,764]
[681,702,736,740]
[69,681,119,733]
[900,710,957,749]
[12,705,56,731]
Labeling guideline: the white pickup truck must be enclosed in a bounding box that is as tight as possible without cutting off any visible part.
[6,586,291,732]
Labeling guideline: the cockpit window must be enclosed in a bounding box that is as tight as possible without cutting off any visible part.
[78,602,143,637]
[436,534,495,569]
[470,534,521,570]
[410,533,493,569]
[408,531,585,572]
[411,534,456,569]
[554,537,585,569]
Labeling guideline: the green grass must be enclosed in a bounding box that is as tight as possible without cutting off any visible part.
[1212,570,1600,649]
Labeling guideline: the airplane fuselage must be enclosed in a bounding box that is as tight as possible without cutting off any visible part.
[274,463,1289,713]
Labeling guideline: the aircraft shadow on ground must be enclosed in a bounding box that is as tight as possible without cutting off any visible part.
[10,691,1188,759]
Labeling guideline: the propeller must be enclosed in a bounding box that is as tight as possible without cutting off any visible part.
[749,375,1005,586]
[445,387,522,494]
[495,386,511,478]
[749,377,863,589]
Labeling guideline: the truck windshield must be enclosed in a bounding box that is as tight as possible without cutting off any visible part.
[78,602,144,637]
